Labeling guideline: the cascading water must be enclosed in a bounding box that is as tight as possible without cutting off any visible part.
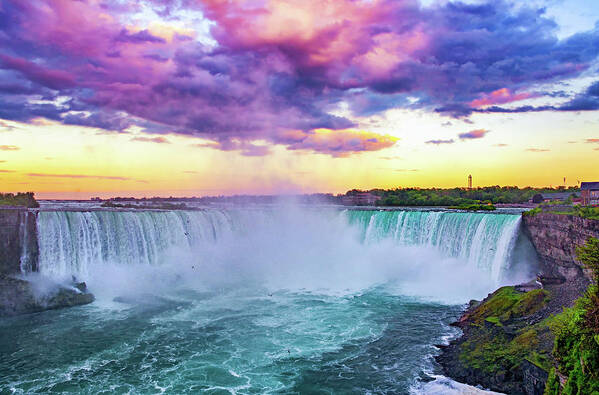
[36,208,525,287]
[36,210,238,278]
[346,210,523,284]
[2,207,536,394]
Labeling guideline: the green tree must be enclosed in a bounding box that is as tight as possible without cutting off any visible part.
[576,237,599,285]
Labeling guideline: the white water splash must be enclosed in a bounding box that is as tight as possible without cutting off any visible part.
[33,207,533,304]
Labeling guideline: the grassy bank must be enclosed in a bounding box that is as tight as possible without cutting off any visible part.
[439,237,599,394]
[523,205,599,220]
[458,286,554,375]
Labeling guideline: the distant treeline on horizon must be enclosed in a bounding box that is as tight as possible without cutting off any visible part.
[95,186,580,207]
[366,186,579,207]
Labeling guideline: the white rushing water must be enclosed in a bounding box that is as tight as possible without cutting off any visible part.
[34,208,531,303]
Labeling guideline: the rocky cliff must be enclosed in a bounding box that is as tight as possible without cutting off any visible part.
[438,213,599,394]
[0,208,38,275]
[436,273,593,395]
[0,208,94,316]
[522,212,599,281]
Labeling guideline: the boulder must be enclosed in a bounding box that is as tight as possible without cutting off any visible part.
[0,275,94,316]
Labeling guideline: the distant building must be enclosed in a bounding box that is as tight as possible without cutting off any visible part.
[541,192,577,203]
[581,182,599,206]
[468,175,472,190]
[341,192,379,206]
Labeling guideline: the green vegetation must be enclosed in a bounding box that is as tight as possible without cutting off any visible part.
[0,192,39,208]
[577,237,599,284]
[367,186,578,207]
[459,287,554,374]
[523,207,543,217]
[467,287,550,326]
[101,200,188,210]
[448,203,496,211]
[453,238,599,394]
[545,286,599,395]
[523,205,599,220]
[544,237,599,395]
[572,206,599,221]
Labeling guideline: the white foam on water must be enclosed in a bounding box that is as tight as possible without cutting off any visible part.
[412,375,504,394]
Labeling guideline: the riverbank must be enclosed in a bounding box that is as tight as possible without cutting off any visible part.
[436,276,589,394]
[437,213,599,394]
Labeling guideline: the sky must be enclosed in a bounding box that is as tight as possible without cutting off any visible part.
[0,0,599,199]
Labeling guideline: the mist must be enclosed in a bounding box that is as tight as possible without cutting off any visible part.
[32,206,539,306]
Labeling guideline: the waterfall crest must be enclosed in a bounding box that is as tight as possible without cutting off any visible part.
[346,210,522,282]
[36,209,524,285]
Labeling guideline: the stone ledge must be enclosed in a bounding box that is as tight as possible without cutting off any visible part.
[0,275,94,317]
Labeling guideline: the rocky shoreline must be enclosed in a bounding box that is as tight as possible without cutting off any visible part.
[437,211,599,395]
[436,275,589,394]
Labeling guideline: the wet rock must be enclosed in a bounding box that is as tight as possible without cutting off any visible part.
[521,360,549,395]
[0,275,94,316]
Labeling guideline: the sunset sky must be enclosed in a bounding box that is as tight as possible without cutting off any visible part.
[1,0,599,199]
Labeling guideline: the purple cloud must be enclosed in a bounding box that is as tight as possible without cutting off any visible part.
[426,139,455,145]
[0,0,597,156]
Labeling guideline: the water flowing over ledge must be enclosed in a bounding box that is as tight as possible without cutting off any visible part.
[2,207,538,394]
[35,209,529,292]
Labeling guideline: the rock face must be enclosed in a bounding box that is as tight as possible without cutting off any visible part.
[436,285,560,395]
[438,211,598,395]
[0,275,94,316]
[0,208,38,274]
[436,281,588,395]
[522,212,599,281]
[0,208,94,316]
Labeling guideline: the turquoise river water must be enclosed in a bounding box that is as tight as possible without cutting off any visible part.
[0,207,532,394]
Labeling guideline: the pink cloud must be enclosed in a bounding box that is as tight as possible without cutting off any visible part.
[459,129,490,139]
[1,0,598,157]
[278,128,398,157]
[130,136,171,144]
[470,88,536,108]
[27,172,148,182]
[0,145,20,151]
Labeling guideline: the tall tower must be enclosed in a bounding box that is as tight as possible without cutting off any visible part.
[468,174,472,190]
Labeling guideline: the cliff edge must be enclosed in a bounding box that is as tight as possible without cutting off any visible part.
[522,212,599,281]
[0,208,94,316]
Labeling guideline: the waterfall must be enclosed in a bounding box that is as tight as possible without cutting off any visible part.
[346,210,522,283]
[36,210,238,278]
[36,209,524,285]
